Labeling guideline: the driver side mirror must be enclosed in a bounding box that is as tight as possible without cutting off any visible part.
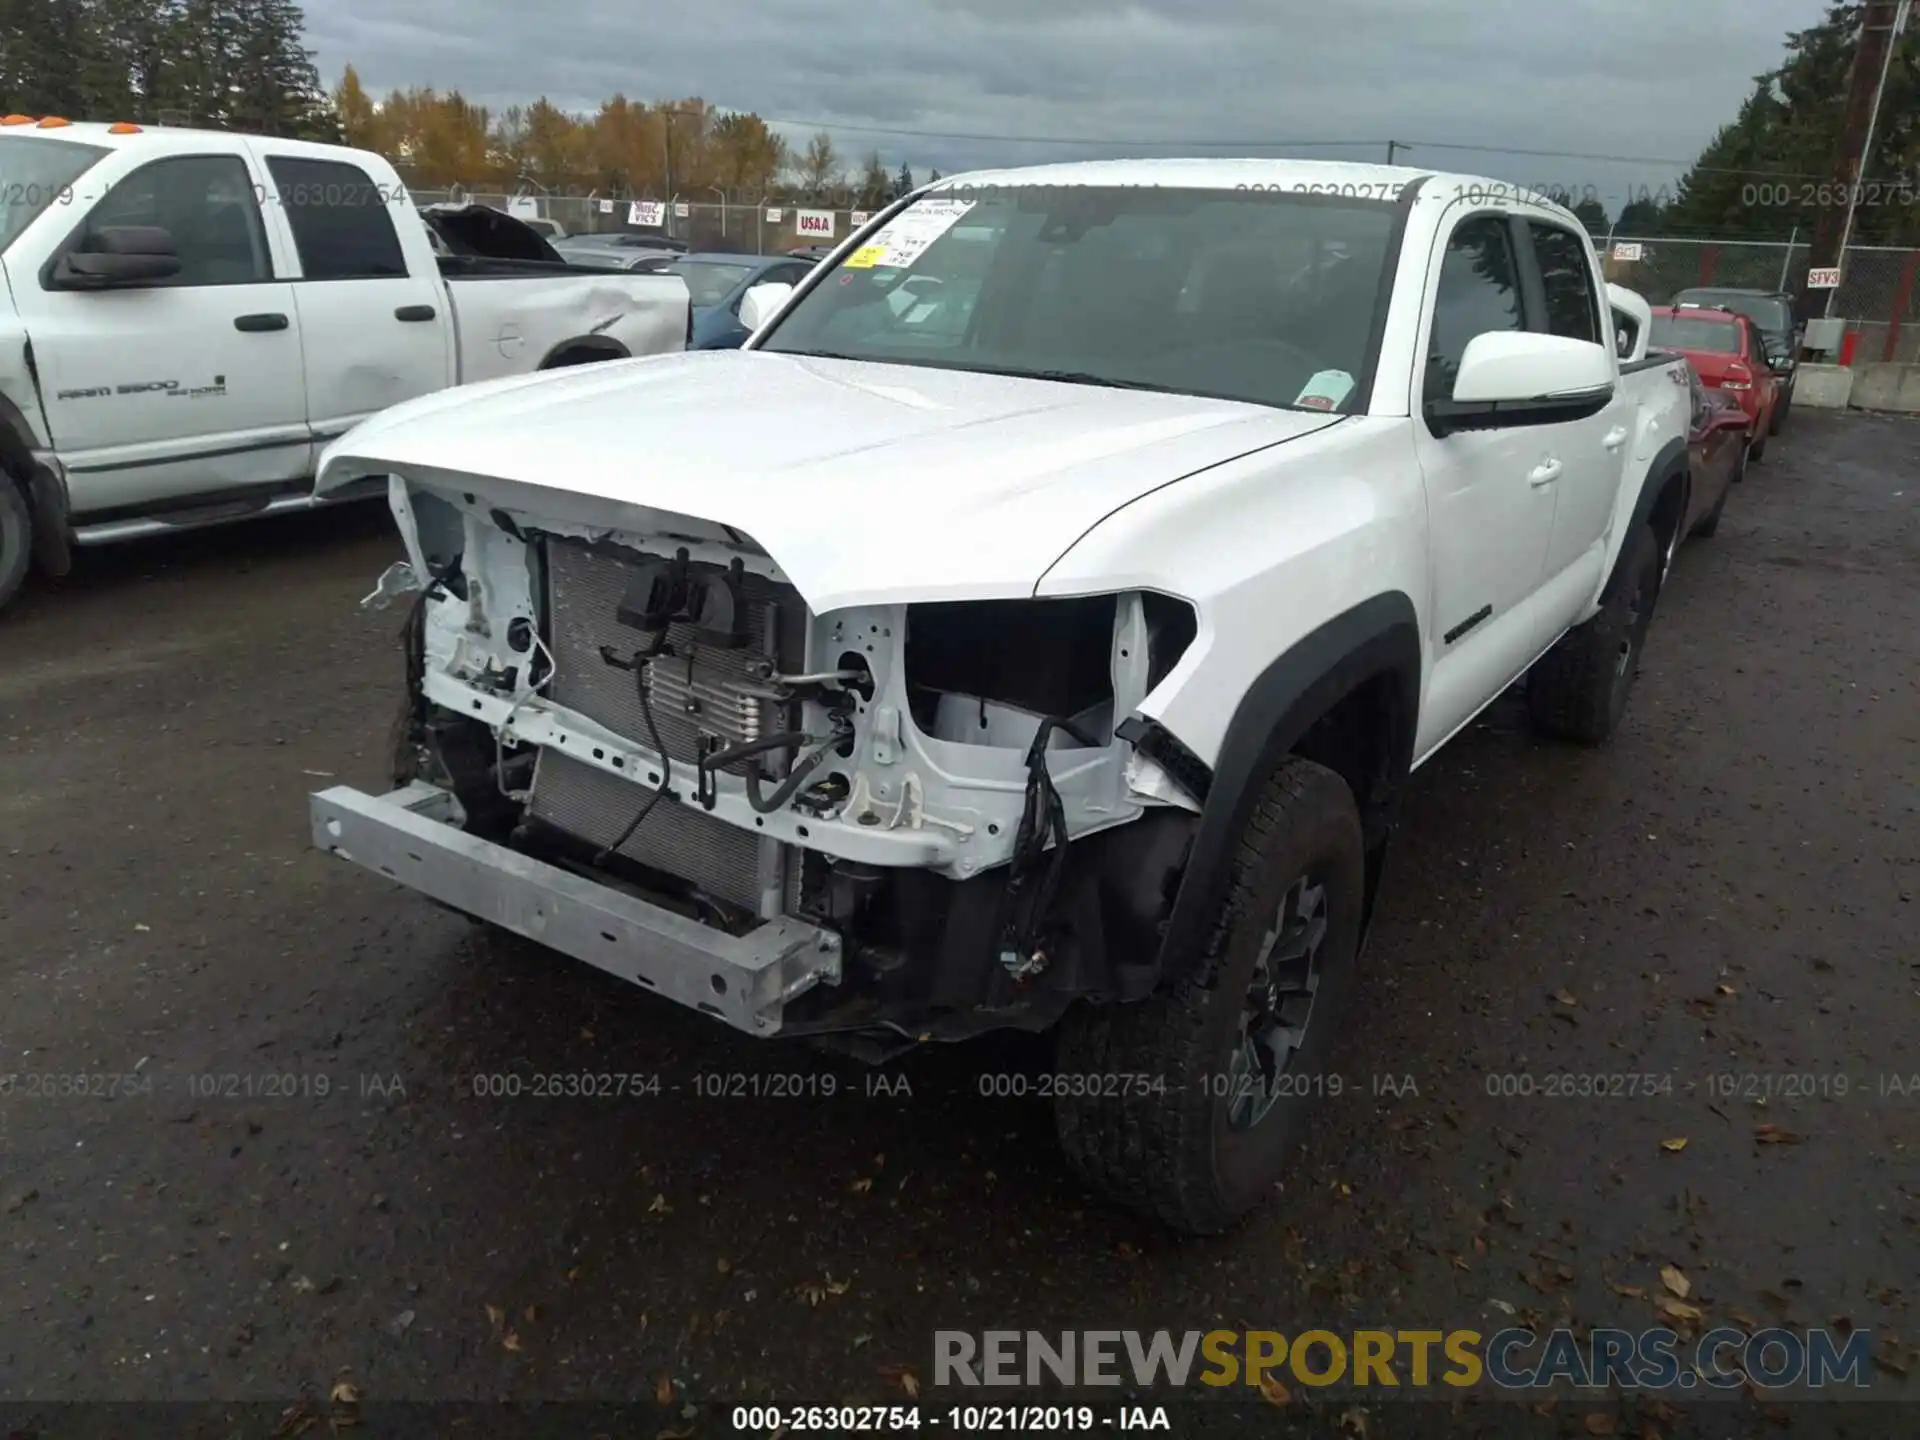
[738,281,794,333]
[1427,331,1615,436]
[50,225,182,290]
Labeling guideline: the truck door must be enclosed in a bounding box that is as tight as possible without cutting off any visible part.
[1409,210,1561,756]
[17,151,310,519]
[250,150,451,444]
[1523,217,1630,628]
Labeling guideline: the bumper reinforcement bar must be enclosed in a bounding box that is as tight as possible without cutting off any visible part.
[309,783,842,1034]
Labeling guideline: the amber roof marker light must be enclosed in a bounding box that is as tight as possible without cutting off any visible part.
[0,115,36,126]
[108,122,143,134]
[36,116,73,128]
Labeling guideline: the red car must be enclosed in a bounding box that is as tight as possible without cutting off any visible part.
[1648,304,1780,461]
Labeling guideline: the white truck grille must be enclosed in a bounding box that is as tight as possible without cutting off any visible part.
[528,538,805,912]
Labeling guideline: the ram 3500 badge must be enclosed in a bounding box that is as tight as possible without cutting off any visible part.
[310,161,1694,1234]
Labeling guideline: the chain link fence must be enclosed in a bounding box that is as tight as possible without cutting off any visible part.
[1602,237,1920,363]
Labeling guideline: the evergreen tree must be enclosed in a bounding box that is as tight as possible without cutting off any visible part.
[1665,3,1920,243]
[0,0,336,138]
[894,161,915,199]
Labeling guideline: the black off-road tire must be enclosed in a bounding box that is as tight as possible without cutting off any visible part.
[0,478,33,616]
[1770,386,1790,435]
[1692,449,1742,538]
[1525,522,1662,745]
[1052,756,1365,1235]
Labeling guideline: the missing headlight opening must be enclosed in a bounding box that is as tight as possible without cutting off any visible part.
[363,495,1205,1050]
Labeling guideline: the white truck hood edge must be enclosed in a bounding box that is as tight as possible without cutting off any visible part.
[318,350,1343,612]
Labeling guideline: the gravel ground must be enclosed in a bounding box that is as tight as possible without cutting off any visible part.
[1,412,1915,1439]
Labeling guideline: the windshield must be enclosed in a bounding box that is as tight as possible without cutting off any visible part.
[670,259,756,307]
[1680,291,1792,335]
[1650,315,1743,354]
[756,184,1404,413]
[0,136,109,251]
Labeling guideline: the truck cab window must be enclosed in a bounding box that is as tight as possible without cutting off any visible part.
[266,156,407,281]
[1529,222,1601,345]
[1426,215,1523,403]
[84,155,270,286]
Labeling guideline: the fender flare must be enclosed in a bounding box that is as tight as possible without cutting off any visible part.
[1613,436,1690,596]
[1143,591,1423,988]
[0,398,70,577]
[537,335,629,370]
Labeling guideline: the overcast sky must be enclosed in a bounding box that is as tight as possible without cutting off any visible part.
[304,0,1825,213]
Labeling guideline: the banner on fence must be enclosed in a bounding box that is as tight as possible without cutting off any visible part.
[506,196,539,220]
[598,199,614,214]
[1807,266,1842,289]
[674,202,690,218]
[629,200,666,226]
[795,209,837,239]
[1611,242,1644,262]
[850,211,871,226]
[765,207,784,223]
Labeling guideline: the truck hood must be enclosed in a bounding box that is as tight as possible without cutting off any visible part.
[318,350,1342,612]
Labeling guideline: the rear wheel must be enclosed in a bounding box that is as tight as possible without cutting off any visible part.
[1771,385,1790,435]
[1749,423,1769,463]
[1052,756,1365,1235]
[1526,522,1661,745]
[0,478,33,616]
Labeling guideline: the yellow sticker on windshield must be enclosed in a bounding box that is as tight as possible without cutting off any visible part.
[843,245,886,269]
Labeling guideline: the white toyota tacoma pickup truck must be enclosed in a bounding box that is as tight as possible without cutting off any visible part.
[309,161,1694,1233]
[0,118,690,612]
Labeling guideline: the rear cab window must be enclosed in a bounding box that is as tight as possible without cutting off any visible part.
[1526,221,1602,345]
[265,156,408,280]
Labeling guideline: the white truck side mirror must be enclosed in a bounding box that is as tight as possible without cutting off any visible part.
[739,282,795,333]
[1451,331,1615,404]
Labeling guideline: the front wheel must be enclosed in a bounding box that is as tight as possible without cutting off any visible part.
[0,478,33,616]
[1526,522,1661,745]
[1052,756,1365,1235]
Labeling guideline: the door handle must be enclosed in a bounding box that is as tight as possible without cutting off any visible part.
[1528,458,1564,487]
[1603,426,1629,450]
[233,312,289,332]
[394,304,436,322]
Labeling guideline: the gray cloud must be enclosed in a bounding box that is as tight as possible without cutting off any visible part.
[303,0,1823,205]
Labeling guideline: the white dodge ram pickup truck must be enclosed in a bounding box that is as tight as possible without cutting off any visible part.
[309,161,1694,1233]
[0,119,690,612]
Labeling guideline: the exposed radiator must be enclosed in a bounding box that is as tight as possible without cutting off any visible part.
[527,538,806,914]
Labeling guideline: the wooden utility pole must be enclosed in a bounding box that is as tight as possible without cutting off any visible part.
[1800,0,1905,323]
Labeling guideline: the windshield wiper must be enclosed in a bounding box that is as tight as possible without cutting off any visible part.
[975,367,1171,393]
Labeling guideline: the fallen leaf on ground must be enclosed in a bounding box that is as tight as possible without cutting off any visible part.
[1716,983,1736,996]
[849,1177,874,1194]
[826,1275,851,1296]
[1612,1283,1647,1300]
[501,1330,522,1352]
[1660,1137,1688,1153]
[654,1374,674,1404]
[485,1304,504,1329]
[1655,1296,1703,1323]
[1585,1414,1618,1435]
[901,1370,921,1397]
[647,1193,670,1214]
[328,1382,361,1405]
[1755,1124,1804,1145]
[1553,990,1578,1006]
[717,1258,731,1274]
[1661,1265,1692,1299]
[1258,1374,1291,1406]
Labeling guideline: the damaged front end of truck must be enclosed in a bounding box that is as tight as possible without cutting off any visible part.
[314,469,1208,1054]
